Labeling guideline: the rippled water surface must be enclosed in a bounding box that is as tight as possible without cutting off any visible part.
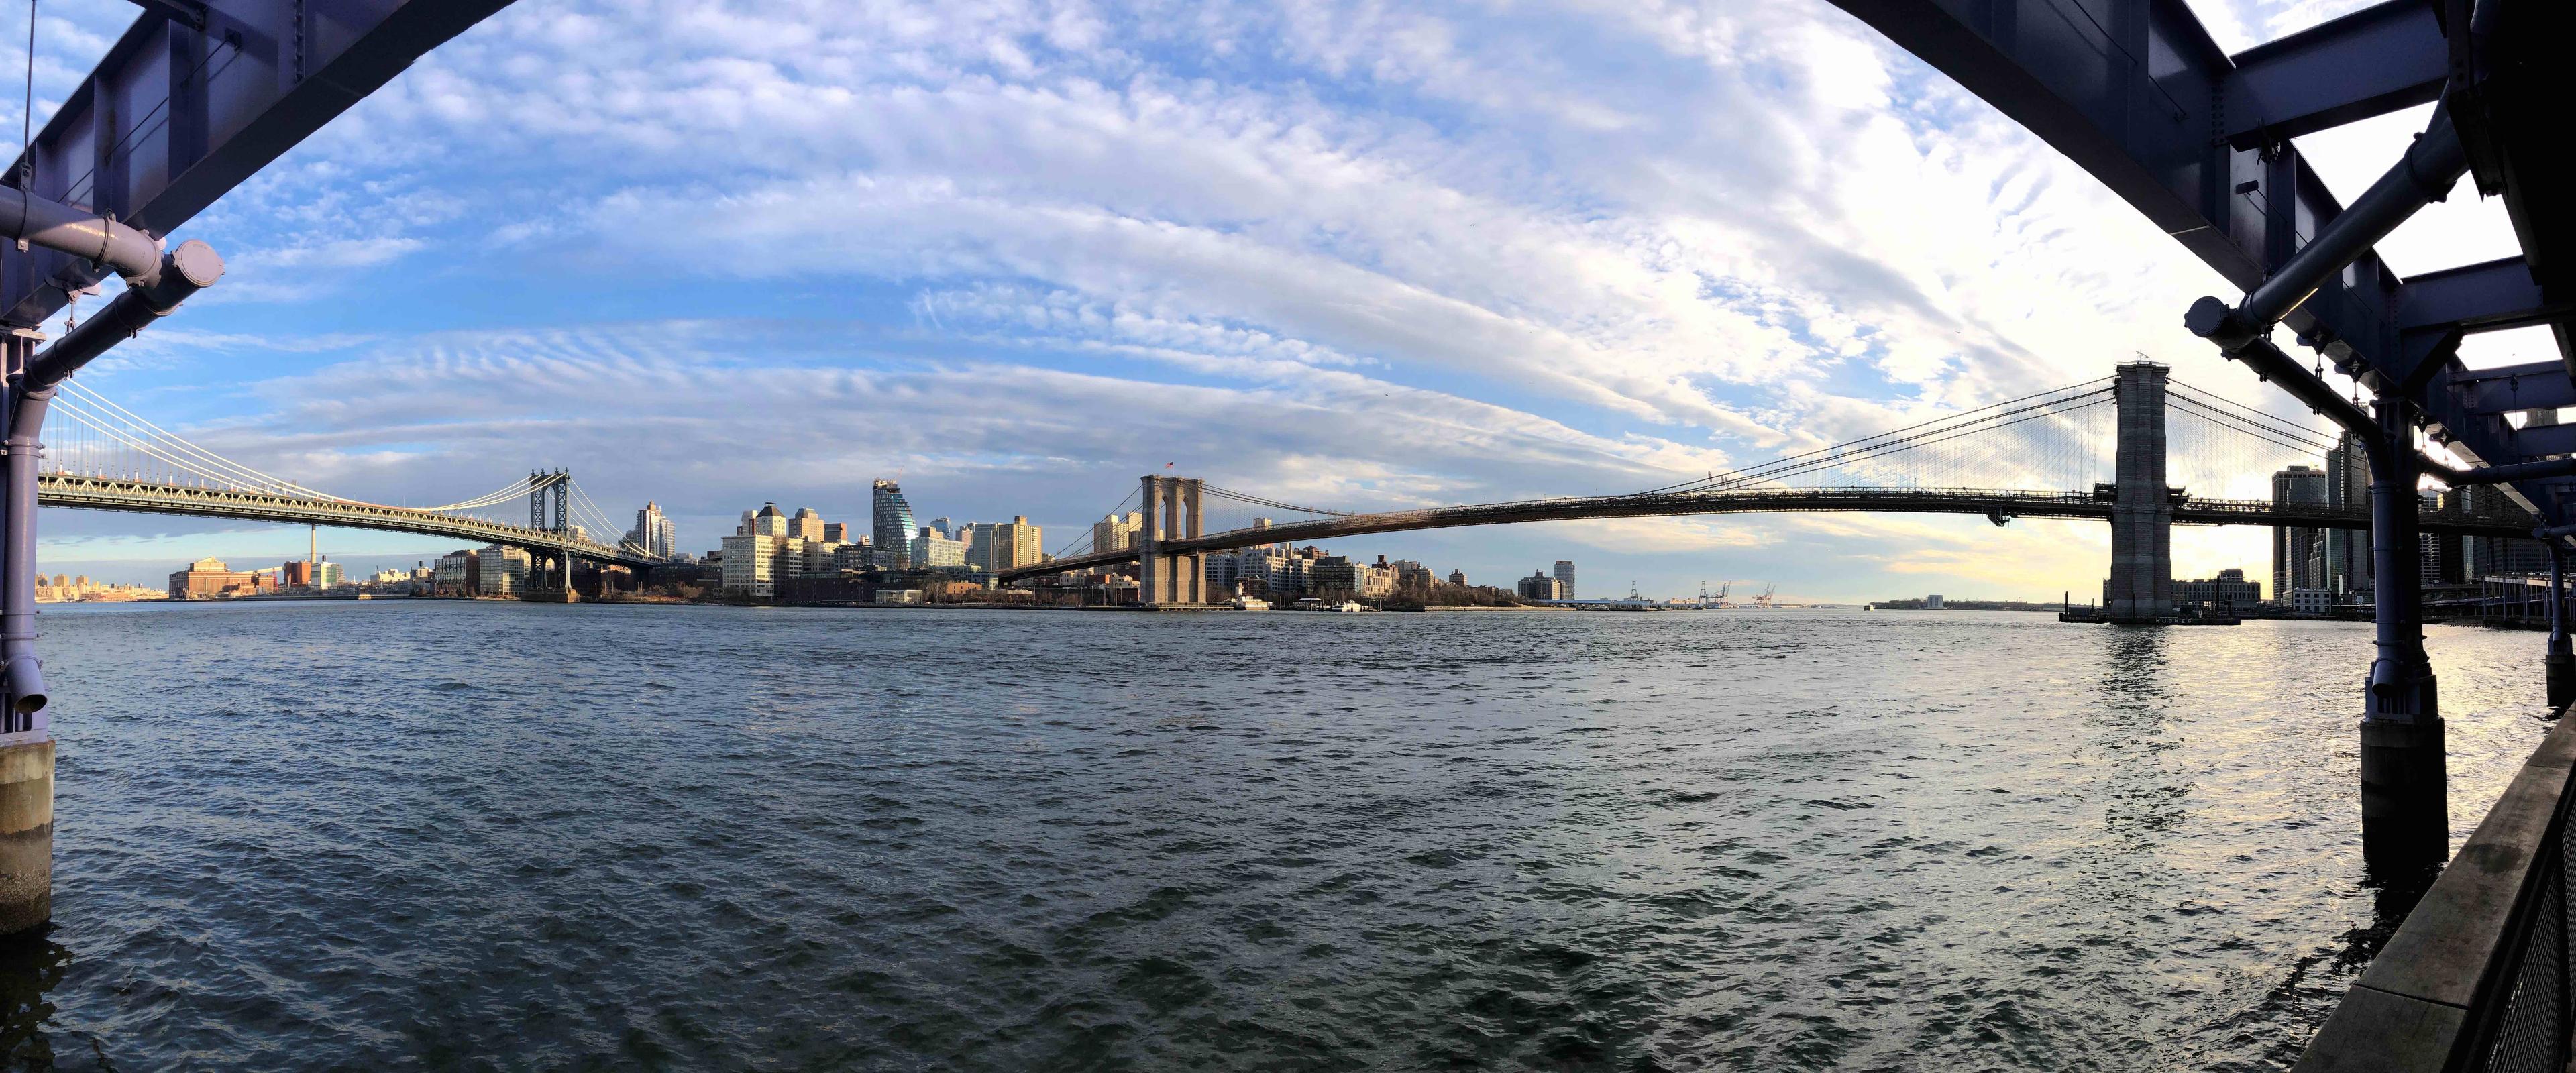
[0,602,2563,1069]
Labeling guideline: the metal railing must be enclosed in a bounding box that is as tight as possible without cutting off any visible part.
[2296,712,2576,1071]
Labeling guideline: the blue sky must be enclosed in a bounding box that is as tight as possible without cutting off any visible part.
[11,0,2557,600]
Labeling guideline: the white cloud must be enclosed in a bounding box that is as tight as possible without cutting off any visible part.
[42,0,2472,598]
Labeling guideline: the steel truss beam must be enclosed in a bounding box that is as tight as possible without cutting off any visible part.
[1,0,515,329]
[2452,361,2575,416]
[1825,0,2564,522]
[2218,0,2447,150]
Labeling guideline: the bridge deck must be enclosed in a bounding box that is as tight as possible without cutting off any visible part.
[36,474,657,568]
[1003,486,2531,582]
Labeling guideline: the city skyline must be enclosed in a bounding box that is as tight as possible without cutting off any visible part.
[19,0,2551,603]
[3,0,2569,1068]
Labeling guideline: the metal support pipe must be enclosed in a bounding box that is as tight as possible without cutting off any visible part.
[2243,105,2465,327]
[2359,393,2446,875]
[2174,316,2377,439]
[0,186,164,286]
[22,241,225,391]
[0,240,218,728]
[2,369,48,726]
[2184,103,2469,452]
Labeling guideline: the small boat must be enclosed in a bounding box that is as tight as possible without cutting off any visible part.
[1330,601,1376,613]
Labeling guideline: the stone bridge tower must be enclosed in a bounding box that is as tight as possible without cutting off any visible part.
[1136,475,1207,608]
[2106,362,2174,624]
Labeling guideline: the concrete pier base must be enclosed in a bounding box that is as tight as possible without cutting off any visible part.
[2551,653,2574,709]
[0,738,52,936]
[2359,717,2447,875]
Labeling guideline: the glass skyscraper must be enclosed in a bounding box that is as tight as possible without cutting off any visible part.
[873,480,916,567]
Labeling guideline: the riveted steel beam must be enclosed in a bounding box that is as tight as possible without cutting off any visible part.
[2218,0,2447,150]
[1,0,517,329]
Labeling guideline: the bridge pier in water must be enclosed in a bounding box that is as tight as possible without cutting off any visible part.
[1136,475,1208,608]
[2104,363,2174,624]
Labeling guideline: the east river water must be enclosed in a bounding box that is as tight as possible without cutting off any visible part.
[0,602,2560,1069]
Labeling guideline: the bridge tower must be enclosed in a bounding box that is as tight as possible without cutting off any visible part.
[527,469,576,600]
[2105,362,2174,624]
[1135,475,1207,608]
[530,469,567,534]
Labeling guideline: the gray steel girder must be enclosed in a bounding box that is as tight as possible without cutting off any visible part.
[0,0,515,329]
[1823,0,2567,524]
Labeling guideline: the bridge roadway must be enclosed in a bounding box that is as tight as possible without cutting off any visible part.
[34,474,657,569]
[1002,486,2536,582]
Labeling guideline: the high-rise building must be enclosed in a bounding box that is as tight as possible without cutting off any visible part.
[967,523,998,573]
[2451,485,2549,580]
[1517,570,1564,600]
[629,502,678,559]
[743,502,790,537]
[911,526,968,569]
[789,507,827,542]
[2271,465,2327,600]
[716,500,850,598]
[1092,511,1143,553]
[873,480,916,568]
[2417,491,2445,585]
[822,522,848,543]
[967,516,1043,574]
[1236,549,1292,596]
[1448,568,1467,586]
[721,531,816,598]
[929,516,958,541]
[2324,433,2373,595]
[1313,555,1366,596]
[1207,549,1243,595]
[1553,561,1577,601]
